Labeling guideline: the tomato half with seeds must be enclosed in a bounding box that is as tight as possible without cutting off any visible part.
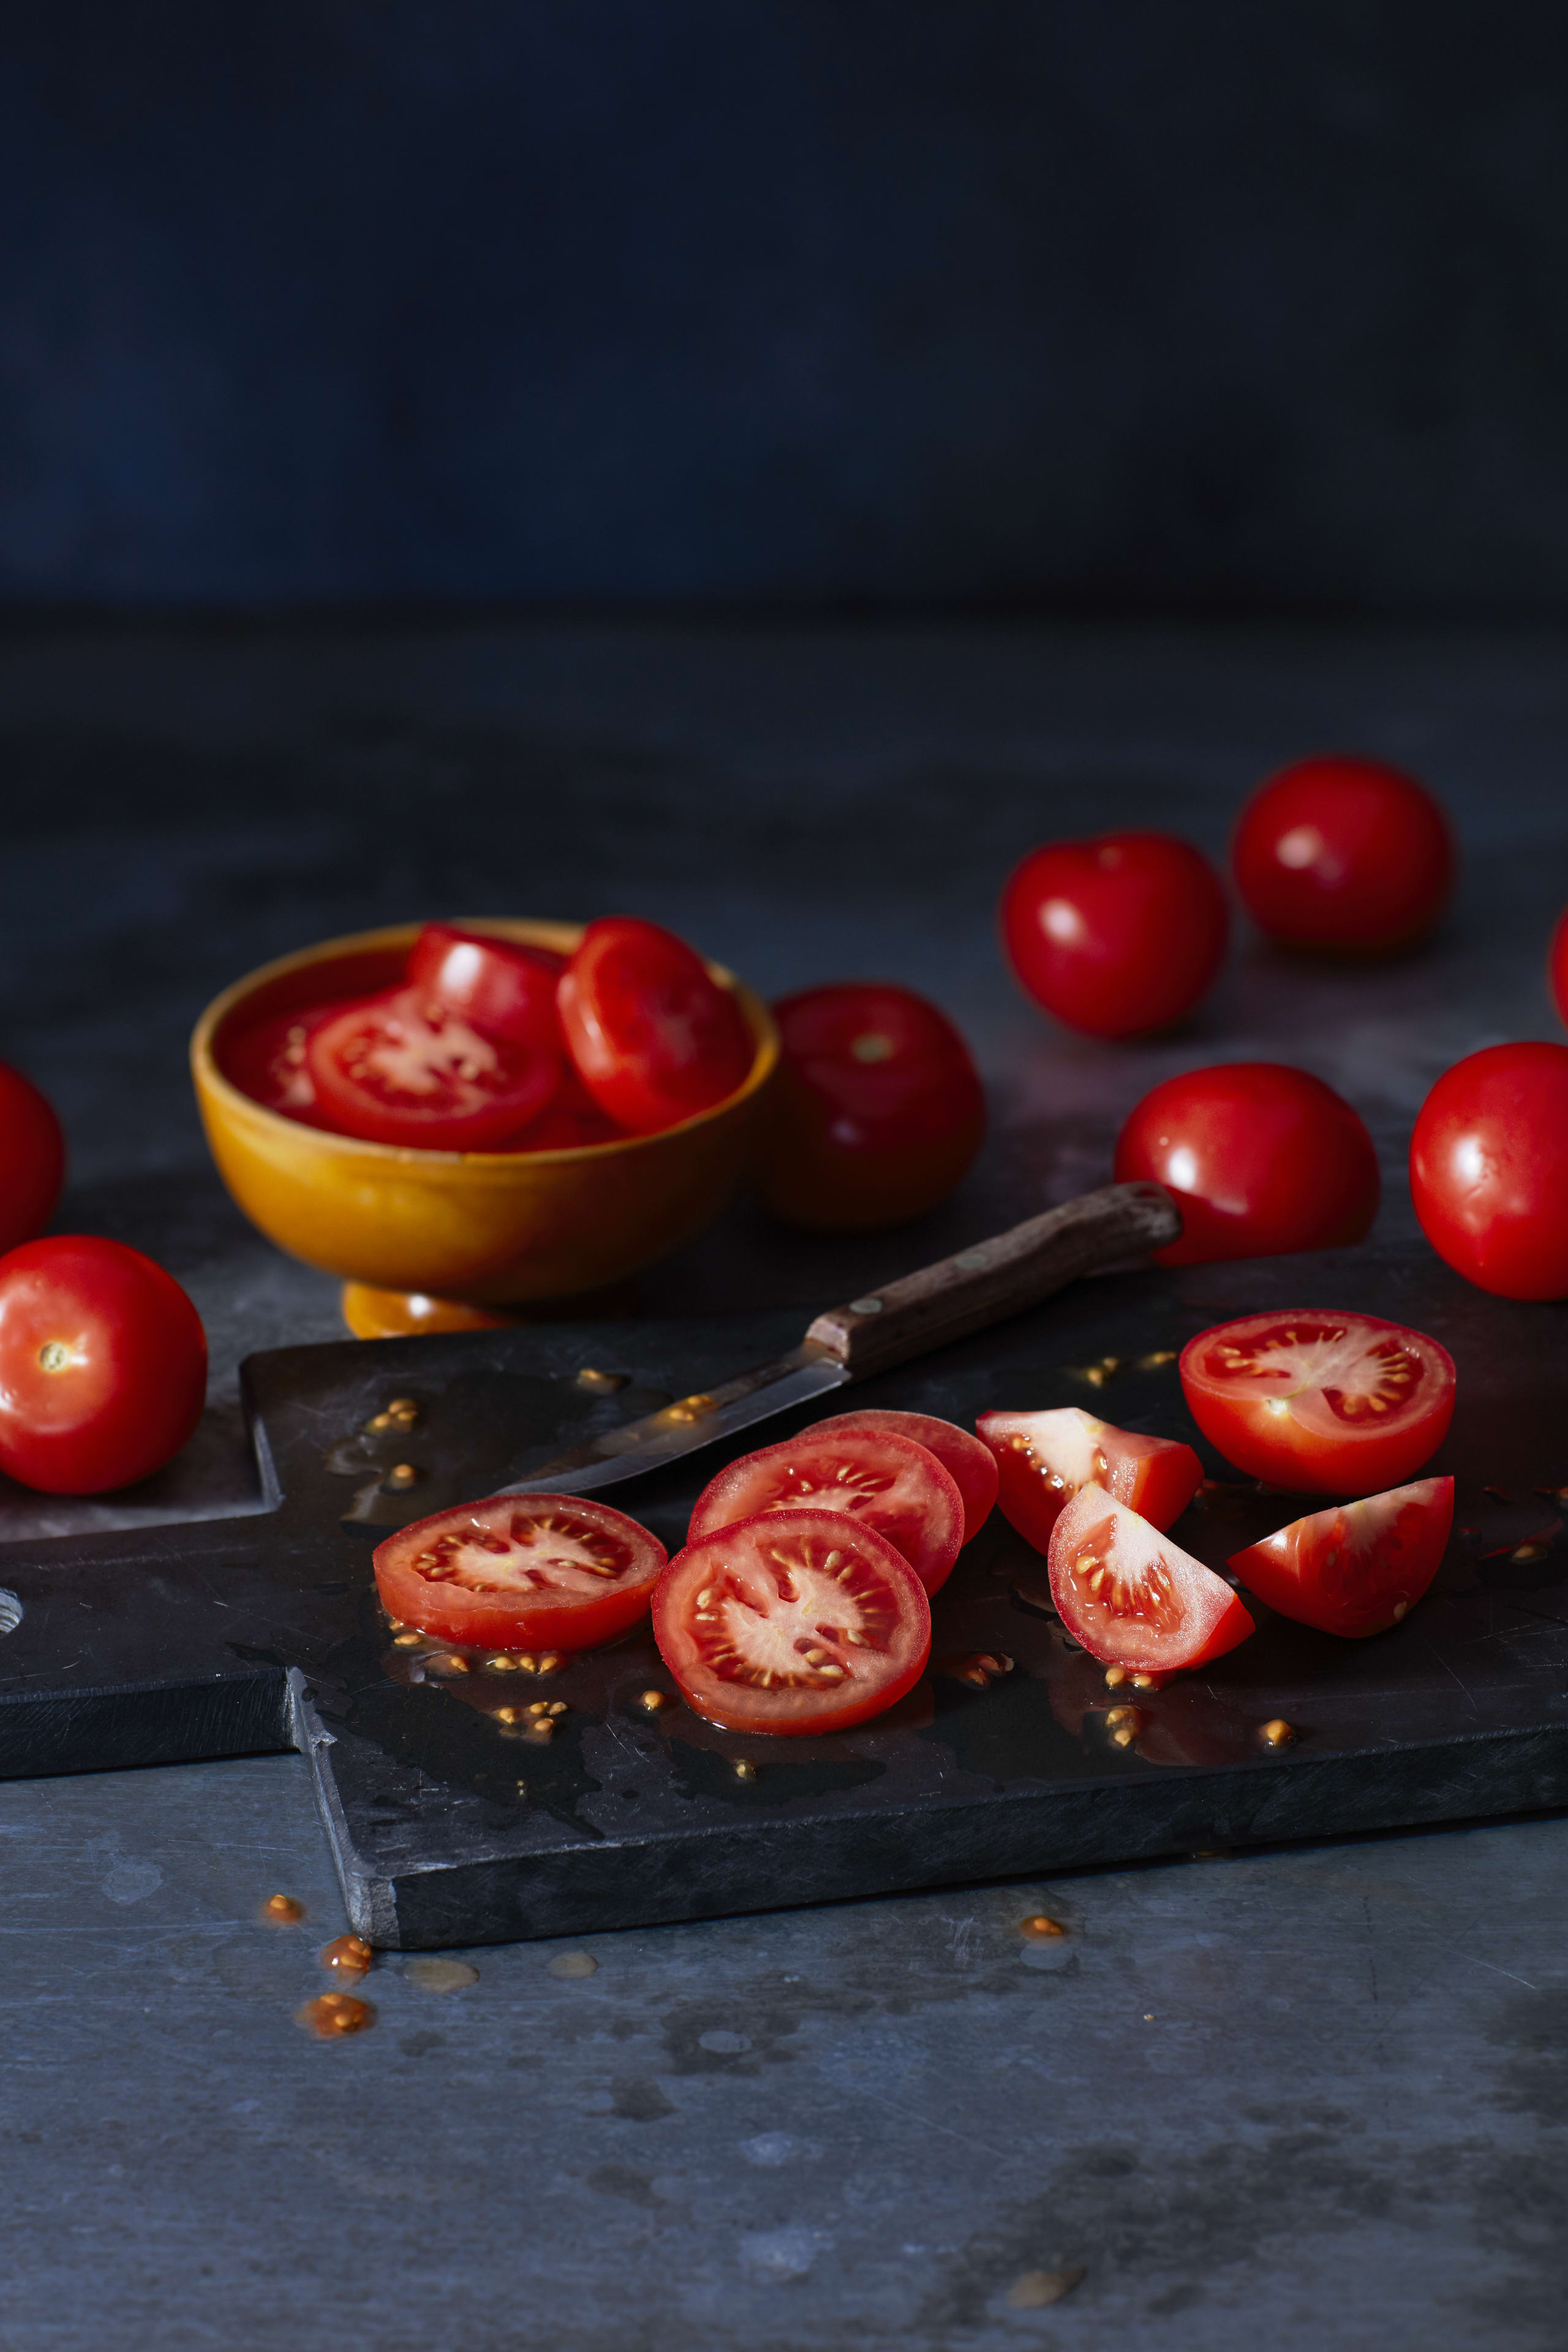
[978,1406,1203,1555]
[557,917,752,1134]
[1048,1487,1254,1673]
[808,1408,997,1544]
[373,1493,666,1651]
[306,986,560,1150]
[405,924,564,1050]
[687,1427,964,1596]
[652,1507,931,1734]
[1179,1311,1455,1494]
[1228,1477,1453,1638]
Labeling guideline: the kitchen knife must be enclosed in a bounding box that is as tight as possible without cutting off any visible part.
[505,1180,1180,1496]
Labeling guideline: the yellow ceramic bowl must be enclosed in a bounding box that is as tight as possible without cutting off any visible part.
[191,920,778,1314]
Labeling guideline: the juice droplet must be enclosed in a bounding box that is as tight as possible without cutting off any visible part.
[296,1992,375,2038]
[320,1934,375,1978]
[407,1958,480,1993]
[263,1893,304,1924]
[548,1951,598,1980]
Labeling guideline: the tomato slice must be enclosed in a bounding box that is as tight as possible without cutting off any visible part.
[557,916,752,1133]
[652,1507,931,1733]
[807,1408,997,1544]
[405,923,565,1049]
[493,1068,627,1152]
[687,1427,965,1596]
[373,1493,666,1651]
[1179,1311,1456,1495]
[1228,1476,1454,1638]
[306,986,560,1150]
[978,1406,1202,1555]
[220,1004,347,1128]
[1048,1487,1255,1672]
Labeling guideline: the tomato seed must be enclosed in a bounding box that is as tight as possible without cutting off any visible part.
[1258,1718,1296,1747]
[320,1934,374,1978]
[296,1992,375,2038]
[263,1893,304,1924]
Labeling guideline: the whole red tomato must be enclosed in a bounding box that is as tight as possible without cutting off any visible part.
[1233,756,1453,952]
[0,1063,65,1253]
[1114,1062,1379,1265]
[1409,1042,1568,1300]
[1000,832,1228,1039]
[0,1237,208,1493]
[1549,909,1568,1030]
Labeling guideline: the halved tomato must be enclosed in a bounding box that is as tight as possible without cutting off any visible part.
[1179,1311,1455,1494]
[977,1406,1203,1555]
[405,923,565,1049]
[221,1004,345,1128]
[687,1426,965,1596]
[557,916,752,1134]
[807,1408,997,1544]
[306,986,560,1150]
[652,1507,931,1733]
[1228,1476,1454,1637]
[1048,1487,1255,1672]
[373,1493,666,1652]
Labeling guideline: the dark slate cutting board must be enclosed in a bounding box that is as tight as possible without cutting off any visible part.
[2,1243,1567,1948]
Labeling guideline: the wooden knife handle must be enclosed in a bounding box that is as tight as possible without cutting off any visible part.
[804,1181,1182,1379]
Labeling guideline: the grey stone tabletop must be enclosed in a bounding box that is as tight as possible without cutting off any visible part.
[2,615,1566,2351]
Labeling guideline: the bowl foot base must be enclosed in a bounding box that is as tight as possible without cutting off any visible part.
[341,1279,641,1340]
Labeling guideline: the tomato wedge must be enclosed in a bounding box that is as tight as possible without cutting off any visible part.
[687,1427,964,1596]
[977,1406,1202,1555]
[652,1507,931,1733]
[1048,1488,1255,1672]
[405,923,565,1050]
[807,1408,997,1544]
[557,916,752,1133]
[1180,1311,1456,1494]
[306,986,560,1150]
[1227,1477,1454,1638]
[373,1493,666,1651]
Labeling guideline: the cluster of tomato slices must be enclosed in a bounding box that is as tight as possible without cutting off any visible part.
[373,1304,1460,1732]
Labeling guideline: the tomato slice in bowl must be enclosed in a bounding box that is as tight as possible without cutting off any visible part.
[1179,1310,1456,1494]
[306,986,560,1150]
[557,916,752,1133]
[221,1003,349,1128]
[405,923,565,1050]
[978,1406,1202,1555]
[807,1408,997,1544]
[1228,1476,1454,1638]
[687,1427,965,1596]
[652,1507,931,1733]
[1048,1488,1256,1673]
[373,1493,666,1652]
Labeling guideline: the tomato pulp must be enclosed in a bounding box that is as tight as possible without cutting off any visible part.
[557,916,752,1133]
[0,1062,65,1253]
[688,1426,964,1596]
[652,1507,931,1733]
[1114,1063,1379,1265]
[809,1408,997,1544]
[1232,756,1453,953]
[1409,1042,1568,1300]
[977,1406,1202,1555]
[373,1493,666,1651]
[1229,1477,1453,1638]
[407,923,565,1050]
[1179,1311,1455,1494]
[1047,1488,1254,1672]
[306,986,560,1150]
[1001,831,1229,1039]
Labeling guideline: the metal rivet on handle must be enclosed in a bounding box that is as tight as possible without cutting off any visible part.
[954,1249,989,1271]
[848,1297,884,1315]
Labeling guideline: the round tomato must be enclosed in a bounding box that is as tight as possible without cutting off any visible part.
[1048,1487,1254,1672]
[1229,1477,1453,1639]
[1232,756,1453,952]
[978,1406,1202,1555]
[0,1237,206,1494]
[374,1493,666,1652]
[1114,1063,1379,1265]
[808,1408,997,1544]
[306,986,560,1151]
[557,917,752,1134]
[1550,909,1568,1030]
[1179,1310,1455,1495]
[687,1426,964,1596]
[0,1063,64,1253]
[752,984,985,1232]
[652,1507,931,1734]
[405,923,564,1049]
[1000,832,1229,1040]
[1409,1042,1568,1301]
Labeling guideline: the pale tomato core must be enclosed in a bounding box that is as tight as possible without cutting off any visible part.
[1062,1507,1185,1640]
[688,1523,896,1697]
[406,1506,639,1596]
[1202,1317,1425,1427]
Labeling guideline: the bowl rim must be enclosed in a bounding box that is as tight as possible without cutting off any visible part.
[189,917,780,1166]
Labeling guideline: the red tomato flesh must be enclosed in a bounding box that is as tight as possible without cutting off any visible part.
[1180,1311,1455,1495]
[1000,831,1229,1040]
[492,1067,627,1152]
[1048,1487,1255,1673]
[220,1005,347,1128]
[306,986,560,1150]
[1409,1042,1568,1301]
[0,1063,65,1253]
[405,923,564,1049]
[373,1493,666,1652]
[1232,756,1453,953]
[687,1427,964,1596]
[652,1507,931,1733]
[557,917,752,1134]
[1228,1477,1453,1638]
[808,1408,997,1544]
[978,1406,1203,1555]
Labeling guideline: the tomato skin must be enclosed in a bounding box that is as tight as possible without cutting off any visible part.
[1229,1477,1453,1639]
[1232,756,1453,952]
[977,1406,1202,1555]
[0,1063,64,1253]
[1409,1042,1568,1301]
[688,1426,964,1596]
[405,924,564,1049]
[493,1069,627,1152]
[1550,910,1568,1030]
[0,1237,206,1494]
[1114,1063,1379,1265]
[1047,1487,1255,1673]
[1000,832,1229,1040]
[374,1493,666,1651]
[557,917,752,1134]
[306,986,560,1151]
[1179,1311,1456,1495]
[653,1508,932,1735]
[808,1409,997,1544]
[753,984,985,1232]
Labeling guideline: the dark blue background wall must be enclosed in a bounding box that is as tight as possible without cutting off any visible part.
[4,2,1568,611]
